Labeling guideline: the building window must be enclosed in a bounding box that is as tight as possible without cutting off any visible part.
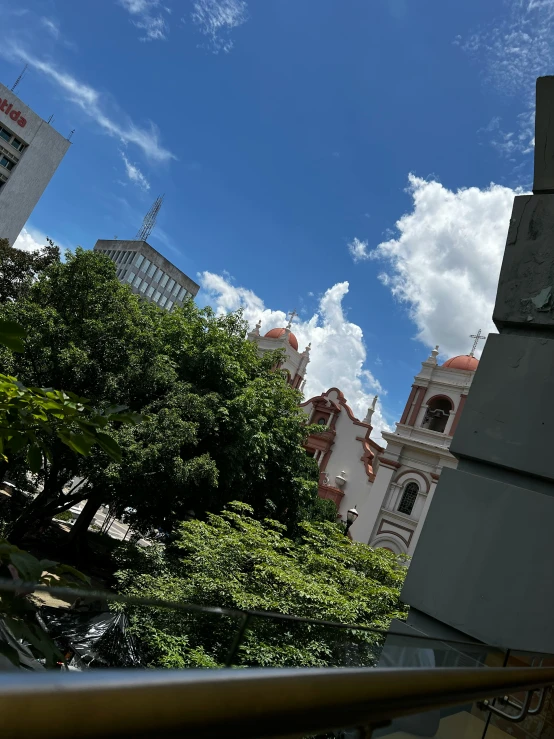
[166,300,173,311]
[142,258,151,273]
[317,418,327,425]
[172,282,181,297]
[160,274,169,288]
[159,295,167,308]
[153,268,163,283]
[422,397,454,434]
[146,285,155,297]
[147,263,157,277]
[0,127,10,142]
[134,254,145,268]
[139,280,148,293]
[398,482,419,516]
[10,138,24,152]
[127,272,135,284]
[167,278,175,293]
[153,290,161,303]
[133,275,142,288]
[177,286,186,301]
[0,156,15,171]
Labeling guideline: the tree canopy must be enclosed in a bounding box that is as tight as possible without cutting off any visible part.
[0,238,59,305]
[0,248,326,543]
[115,503,408,669]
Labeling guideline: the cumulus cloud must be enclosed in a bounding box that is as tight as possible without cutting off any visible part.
[348,237,370,263]
[120,151,150,190]
[190,0,248,53]
[199,272,391,442]
[371,174,520,359]
[118,0,169,41]
[0,45,174,163]
[12,226,49,252]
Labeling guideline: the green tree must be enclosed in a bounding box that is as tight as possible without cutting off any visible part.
[1,248,323,544]
[115,503,408,669]
[0,238,59,304]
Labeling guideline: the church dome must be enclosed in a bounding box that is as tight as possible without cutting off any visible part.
[264,327,299,351]
[442,355,479,371]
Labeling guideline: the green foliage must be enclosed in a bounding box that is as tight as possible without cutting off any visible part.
[0,539,89,668]
[0,237,59,305]
[53,510,73,522]
[116,503,408,669]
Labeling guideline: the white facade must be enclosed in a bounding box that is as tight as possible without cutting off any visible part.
[300,388,382,520]
[351,347,478,554]
[0,82,71,245]
[248,323,311,389]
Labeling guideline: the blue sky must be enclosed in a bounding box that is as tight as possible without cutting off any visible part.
[1,0,547,437]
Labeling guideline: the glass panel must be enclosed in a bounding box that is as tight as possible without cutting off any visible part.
[172,282,181,296]
[142,258,151,273]
[0,127,10,142]
[167,278,175,292]
[159,295,167,308]
[133,275,142,287]
[153,268,163,283]
[139,280,148,293]
[134,254,145,268]
[166,300,173,311]
[160,274,169,288]
[153,291,161,303]
[146,285,155,297]
[177,287,186,301]
[126,272,135,283]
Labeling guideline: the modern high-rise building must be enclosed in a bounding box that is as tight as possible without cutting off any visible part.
[0,81,71,245]
[93,239,199,310]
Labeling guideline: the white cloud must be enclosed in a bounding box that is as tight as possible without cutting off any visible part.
[348,237,370,263]
[458,0,554,159]
[0,45,174,163]
[120,151,150,190]
[12,226,48,252]
[191,0,248,53]
[41,17,60,40]
[371,174,520,359]
[118,0,169,41]
[199,272,391,441]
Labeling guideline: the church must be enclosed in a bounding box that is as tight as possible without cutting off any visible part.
[248,319,481,556]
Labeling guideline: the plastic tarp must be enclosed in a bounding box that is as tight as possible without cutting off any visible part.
[39,606,142,669]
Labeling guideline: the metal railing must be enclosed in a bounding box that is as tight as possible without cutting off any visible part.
[1,665,554,738]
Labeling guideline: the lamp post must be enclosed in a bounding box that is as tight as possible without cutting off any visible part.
[344,506,358,536]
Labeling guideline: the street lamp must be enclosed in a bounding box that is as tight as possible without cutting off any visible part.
[344,506,358,536]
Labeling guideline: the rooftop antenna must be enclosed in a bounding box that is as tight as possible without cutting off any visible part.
[11,64,28,92]
[136,195,164,242]
[68,129,75,141]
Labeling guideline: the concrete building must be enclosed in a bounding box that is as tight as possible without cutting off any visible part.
[0,82,71,245]
[93,239,199,310]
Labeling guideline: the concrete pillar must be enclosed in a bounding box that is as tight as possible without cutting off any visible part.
[401,76,554,653]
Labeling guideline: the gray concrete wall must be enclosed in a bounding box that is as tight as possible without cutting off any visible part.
[0,82,70,245]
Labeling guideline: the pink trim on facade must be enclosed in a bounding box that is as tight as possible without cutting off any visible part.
[431,472,440,482]
[380,457,401,470]
[400,385,418,425]
[407,385,426,427]
[450,393,468,437]
[317,484,345,508]
[357,436,376,482]
[377,518,414,547]
[393,468,430,494]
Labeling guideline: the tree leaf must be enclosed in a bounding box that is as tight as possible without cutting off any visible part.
[0,319,26,352]
[95,432,122,462]
[9,551,43,582]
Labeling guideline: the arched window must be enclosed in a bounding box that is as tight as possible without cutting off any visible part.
[422,396,453,433]
[398,482,419,515]
[317,417,327,425]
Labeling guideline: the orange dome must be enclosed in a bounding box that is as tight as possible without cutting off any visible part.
[264,327,299,351]
[442,355,479,371]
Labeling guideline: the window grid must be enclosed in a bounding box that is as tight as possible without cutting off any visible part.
[398,482,419,516]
